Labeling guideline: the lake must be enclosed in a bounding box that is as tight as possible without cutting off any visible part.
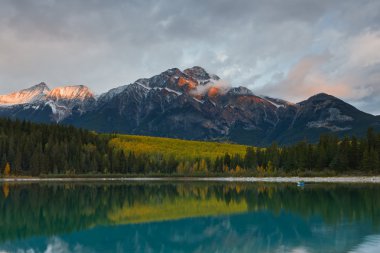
[0,181,379,253]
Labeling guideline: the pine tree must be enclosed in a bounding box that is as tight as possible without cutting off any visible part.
[361,149,372,171]
[223,153,231,167]
[244,147,256,170]
[349,136,359,170]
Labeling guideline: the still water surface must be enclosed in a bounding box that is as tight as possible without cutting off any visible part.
[0,182,379,253]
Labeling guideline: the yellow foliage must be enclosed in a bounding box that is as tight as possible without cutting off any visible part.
[2,183,9,198]
[107,197,247,224]
[176,162,186,174]
[192,161,199,172]
[267,161,273,175]
[256,165,265,175]
[199,159,208,172]
[3,162,10,177]
[109,134,248,162]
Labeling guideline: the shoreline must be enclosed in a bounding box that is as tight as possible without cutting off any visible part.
[1,176,380,183]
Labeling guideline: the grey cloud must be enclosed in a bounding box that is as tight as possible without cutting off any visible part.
[0,0,379,114]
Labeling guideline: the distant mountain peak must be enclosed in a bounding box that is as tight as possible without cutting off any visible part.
[184,66,209,80]
[97,84,129,104]
[184,66,220,82]
[0,82,50,105]
[227,86,253,96]
[162,68,182,76]
[308,92,335,101]
[32,82,49,89]
[47,85,94,101]
[128,67,220,95]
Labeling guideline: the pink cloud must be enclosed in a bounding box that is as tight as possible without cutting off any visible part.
[258,54,353,102]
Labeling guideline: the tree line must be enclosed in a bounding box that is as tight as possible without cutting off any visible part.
[0,118,114,175]
[239,128,380,175]
[0,118,379,176]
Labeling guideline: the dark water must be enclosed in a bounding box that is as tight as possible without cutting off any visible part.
[0,182,379,253]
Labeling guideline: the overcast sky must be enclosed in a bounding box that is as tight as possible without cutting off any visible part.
[0,0,380,114]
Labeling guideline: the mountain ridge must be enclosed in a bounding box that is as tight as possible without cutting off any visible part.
[0,66,379,145]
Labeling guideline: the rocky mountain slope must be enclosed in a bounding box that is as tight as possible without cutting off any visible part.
[1,67,379,145]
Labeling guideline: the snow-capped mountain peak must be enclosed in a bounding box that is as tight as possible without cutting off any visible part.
[47,85,94,101]
[0,83,95,122]
[97,85,128,104]
[0,82,50,105]
[0,66,378,145]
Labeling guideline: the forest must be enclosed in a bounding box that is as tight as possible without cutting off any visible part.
[0,117,379,176]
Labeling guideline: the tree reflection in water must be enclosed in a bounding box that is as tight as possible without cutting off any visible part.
[0,182,379,253]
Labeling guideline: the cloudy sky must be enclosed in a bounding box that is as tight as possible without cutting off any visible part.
[0,0,380,114]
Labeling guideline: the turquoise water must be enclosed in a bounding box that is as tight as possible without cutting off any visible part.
[0,182,379,253]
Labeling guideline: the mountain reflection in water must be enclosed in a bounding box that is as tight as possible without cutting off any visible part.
[0,182,379,253]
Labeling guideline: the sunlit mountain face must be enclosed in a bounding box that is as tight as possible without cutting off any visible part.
[0,67,379,145]
[0,182,379,253]
[0,83,94,105]
[0,82,96,122]
[0,83,49,105]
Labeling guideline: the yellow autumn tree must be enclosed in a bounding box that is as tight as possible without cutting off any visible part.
[256,165,265,175]
[2,183,9,198]
[191,161,199,173]
[176,162,186,174]
[3,162,11,177]
[198,159,208,173]
[266,161,273,175]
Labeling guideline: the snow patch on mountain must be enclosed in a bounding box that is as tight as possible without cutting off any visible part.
[307,108,353,131]
[307,121,352,132]
[136,82,152,90]
[45,101,57,114]
[97,85,128,103]
[267,100,284,108]
[45,100,73,122]
[193,97,204,103]
[326,108,353,121]
[262,96,295,109]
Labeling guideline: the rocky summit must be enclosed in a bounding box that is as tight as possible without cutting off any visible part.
[1,66,379,145]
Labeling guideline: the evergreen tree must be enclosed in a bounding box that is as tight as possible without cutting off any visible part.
[223,153,231,169]
[244,147,256,170]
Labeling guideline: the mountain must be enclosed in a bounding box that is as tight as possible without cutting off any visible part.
[1,67,379,145]
[0,83,49,105]
[0,83,95,123]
